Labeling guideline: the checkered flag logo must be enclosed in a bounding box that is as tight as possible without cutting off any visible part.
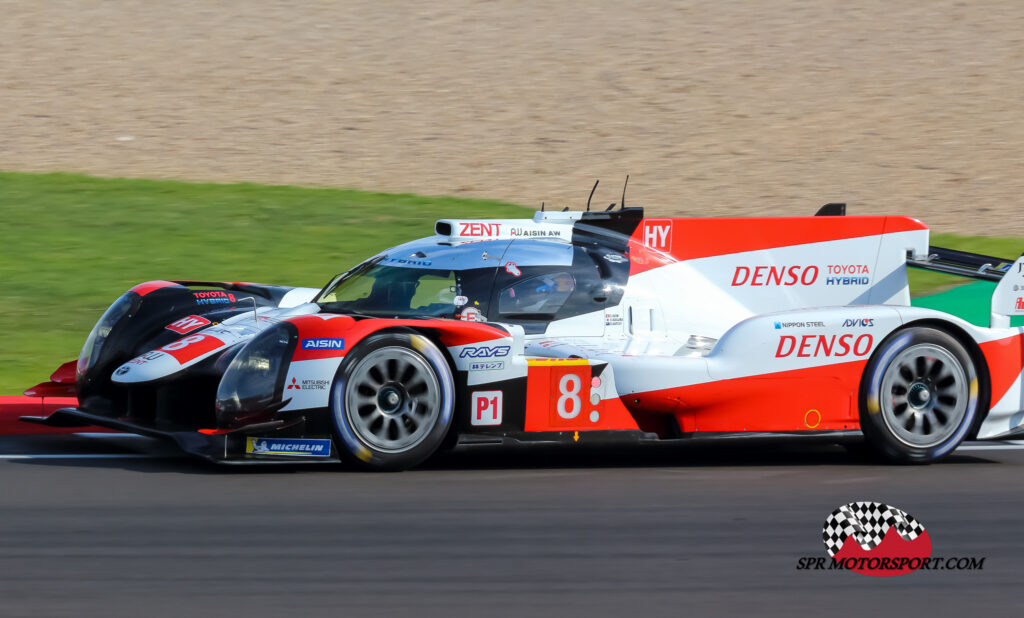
[822,501,926,558]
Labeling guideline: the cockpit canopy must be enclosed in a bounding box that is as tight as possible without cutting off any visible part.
[315,235,628,330]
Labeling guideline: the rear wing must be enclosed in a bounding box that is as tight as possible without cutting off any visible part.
[812,202,1012,281]
[908,246,1024,328]
[906,246,1015,282]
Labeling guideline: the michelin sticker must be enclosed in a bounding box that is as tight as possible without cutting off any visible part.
[245,437,332,457]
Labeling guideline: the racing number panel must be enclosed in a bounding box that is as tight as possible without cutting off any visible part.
[522,359,639,432]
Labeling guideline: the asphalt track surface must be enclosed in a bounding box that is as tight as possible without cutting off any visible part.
[1,435,1022,617]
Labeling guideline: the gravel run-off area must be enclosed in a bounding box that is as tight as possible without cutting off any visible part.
[3,1,1024,234]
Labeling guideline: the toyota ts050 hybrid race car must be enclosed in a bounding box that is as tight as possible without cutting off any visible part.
[22,202,1024,470]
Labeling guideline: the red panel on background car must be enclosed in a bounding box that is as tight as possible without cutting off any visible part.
[129,280,183,296]
[49,360,77,384]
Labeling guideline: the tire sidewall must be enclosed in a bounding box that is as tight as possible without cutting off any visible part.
[330,332,455,470]
[859,326,979,463]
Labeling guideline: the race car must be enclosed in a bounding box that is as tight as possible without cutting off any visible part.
[22,203,1024,469]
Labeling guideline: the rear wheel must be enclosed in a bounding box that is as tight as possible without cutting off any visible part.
[859,326,980,463]
[330,333,455,471]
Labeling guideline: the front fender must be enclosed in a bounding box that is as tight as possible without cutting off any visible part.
[277,314,515,411]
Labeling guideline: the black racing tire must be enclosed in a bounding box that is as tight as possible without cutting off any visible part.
[859,326,980,463]
[329,333,455,471]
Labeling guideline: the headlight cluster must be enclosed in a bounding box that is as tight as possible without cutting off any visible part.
[77,292,139,382]
[215,323,297,426]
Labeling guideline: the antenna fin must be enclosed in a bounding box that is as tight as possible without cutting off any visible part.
[586,179,599,212]
[620,175,629,210]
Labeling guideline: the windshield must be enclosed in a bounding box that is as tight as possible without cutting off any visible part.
[316,261,464,318]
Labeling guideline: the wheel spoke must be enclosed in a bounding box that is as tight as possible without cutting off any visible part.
[418,390,439,410]
[383,417,401,441]
[394,417,410,439]
[367,366,384,386]
[899,364,915,383]
[399,362,417,383]
[915,356,928,378]
[354,392,377,407]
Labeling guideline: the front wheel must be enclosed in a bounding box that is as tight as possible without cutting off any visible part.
[859,326,981,463]
[329,333,455,471]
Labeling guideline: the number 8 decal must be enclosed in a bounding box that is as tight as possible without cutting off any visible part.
[161,334,205,351]
[557,373,582,419]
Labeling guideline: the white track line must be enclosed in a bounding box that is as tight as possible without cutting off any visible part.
[958,445,1024,451]
[72,432,144,438]
[0,453,166,460]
